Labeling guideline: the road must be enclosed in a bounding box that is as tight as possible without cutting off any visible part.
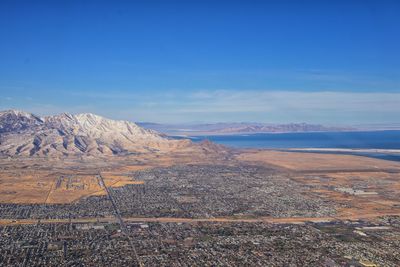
[97,174,142,267]
[2,211,400,226]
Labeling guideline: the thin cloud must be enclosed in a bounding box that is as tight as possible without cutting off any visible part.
[1,90,399,124]
[188,90,400,112]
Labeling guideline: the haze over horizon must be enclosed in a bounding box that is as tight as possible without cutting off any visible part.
[1,0,399,124]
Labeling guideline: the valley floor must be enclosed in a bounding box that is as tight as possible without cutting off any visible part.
[1,150,400,266]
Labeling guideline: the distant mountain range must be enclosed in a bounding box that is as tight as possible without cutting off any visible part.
[137,122,355,136]
[0,110,191,157]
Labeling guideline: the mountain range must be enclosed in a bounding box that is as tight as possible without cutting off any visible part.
[0,110,191,157]
[137,122,354,136]
[0,109,367,158]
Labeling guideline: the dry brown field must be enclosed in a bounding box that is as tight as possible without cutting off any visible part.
[237,150,400,171]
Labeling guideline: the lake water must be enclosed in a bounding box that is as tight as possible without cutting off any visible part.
[185,130,400,162]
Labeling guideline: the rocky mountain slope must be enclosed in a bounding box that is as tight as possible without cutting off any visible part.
[0,110,191,157]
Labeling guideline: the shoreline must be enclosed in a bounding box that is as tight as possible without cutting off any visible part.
[284,148,400,154]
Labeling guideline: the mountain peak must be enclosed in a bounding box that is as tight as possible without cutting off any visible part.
[75,112,103,120]
[0,109,44,133]
[0,109,36,118]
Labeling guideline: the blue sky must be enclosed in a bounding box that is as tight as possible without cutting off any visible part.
[0,0,399,124]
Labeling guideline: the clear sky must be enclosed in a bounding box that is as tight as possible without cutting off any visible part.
[0,0,399,124]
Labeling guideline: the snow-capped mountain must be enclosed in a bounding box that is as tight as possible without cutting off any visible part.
[0,109,44,133]
[0,110,191,157]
